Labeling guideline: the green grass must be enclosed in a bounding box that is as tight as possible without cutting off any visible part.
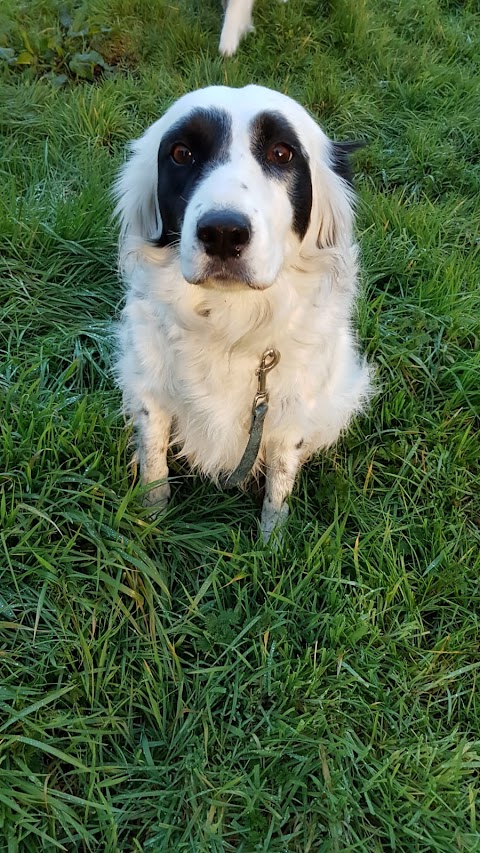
[1,0,480,849]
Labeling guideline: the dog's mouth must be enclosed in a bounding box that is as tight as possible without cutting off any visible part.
[187,259,258,290]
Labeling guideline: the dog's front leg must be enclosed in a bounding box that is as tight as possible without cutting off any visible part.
[219,0,255,56]
[134,401,172,510]
[260,440,303,543]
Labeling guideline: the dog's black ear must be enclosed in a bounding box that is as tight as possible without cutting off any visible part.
[330,140,367,187]
[316,140,367,249]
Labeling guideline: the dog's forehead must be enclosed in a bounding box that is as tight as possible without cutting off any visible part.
[162,85,319,138]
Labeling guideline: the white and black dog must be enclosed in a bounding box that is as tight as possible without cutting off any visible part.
[114,85,372,541]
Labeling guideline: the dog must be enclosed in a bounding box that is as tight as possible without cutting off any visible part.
[219,0,288,56]
[219,0,256,56]
[114,85,372,541]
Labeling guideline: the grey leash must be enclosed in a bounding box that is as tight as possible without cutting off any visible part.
[223,348,280,489]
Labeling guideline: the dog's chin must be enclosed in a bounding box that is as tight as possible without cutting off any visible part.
[185,262,272,292]
[193,276,254,292]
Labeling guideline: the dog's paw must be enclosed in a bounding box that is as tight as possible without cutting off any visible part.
[219,21,254,56]
[219,35,240,57]
[260,501,289,545]
[142,481,171,514]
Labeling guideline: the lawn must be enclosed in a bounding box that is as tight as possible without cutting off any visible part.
[1,0,479,849]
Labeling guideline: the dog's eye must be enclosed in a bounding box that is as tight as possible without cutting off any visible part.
[170,144,194,165]
[267,143,295,165]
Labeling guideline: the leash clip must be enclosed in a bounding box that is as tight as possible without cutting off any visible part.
[254,347,280,408]
[222,346,281,489]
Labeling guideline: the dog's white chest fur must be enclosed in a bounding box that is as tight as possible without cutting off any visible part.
[119,247,368,482]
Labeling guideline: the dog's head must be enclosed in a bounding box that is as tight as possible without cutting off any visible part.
[115,85,363,289]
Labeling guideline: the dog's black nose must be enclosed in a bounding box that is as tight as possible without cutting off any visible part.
[196,211,251,260]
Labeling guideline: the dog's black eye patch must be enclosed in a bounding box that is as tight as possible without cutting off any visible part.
[154,107,232,247]
[250,111,312,240]
[330,140,366,188]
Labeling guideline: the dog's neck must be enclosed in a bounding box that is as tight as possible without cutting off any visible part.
[130,242,356,354]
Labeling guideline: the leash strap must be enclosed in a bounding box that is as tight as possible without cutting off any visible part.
[223,348,280,489]
[223,401,269,489]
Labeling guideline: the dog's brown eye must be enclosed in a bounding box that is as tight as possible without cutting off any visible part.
[170,143,193,165]
[267,143,294,165]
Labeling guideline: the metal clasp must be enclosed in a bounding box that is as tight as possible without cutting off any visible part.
[254,347,280,408]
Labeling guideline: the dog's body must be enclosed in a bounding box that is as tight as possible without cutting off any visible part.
[114,85,371,540]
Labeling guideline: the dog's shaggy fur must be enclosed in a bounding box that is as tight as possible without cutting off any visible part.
[114,85,372,540]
